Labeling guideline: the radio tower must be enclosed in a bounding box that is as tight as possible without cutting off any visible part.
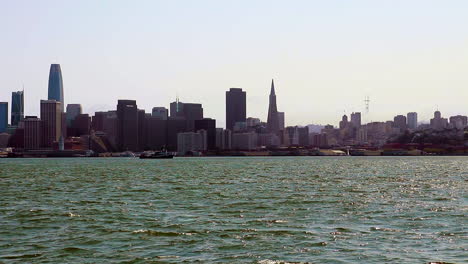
[364,96,370,114]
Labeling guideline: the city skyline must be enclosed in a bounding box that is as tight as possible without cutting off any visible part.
[1,1,468,126]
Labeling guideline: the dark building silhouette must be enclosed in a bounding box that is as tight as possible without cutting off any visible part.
[298,126,310,146]
[167,118,188,151]
[11,91,24,126]
[117,100,139,151]
[0,102,7,133]
[146,117,167,150]
[24,116,41,150]
[40,100,62,148]
[66,104,82,127]
[93,111,118,149]
[170,99,203,131]
[350,112,361,127]
[267,79,280,134]
[48,64,64,112]
[195,118,216,150]
[74,114,91,136]
[393,115,407,132]
[138,109,147,150]
[226,88,246,130]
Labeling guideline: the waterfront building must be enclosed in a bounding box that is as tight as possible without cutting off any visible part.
[48,64,64,111]
[226,88,246,130]
[0,102,7,133]
[215,128,225,150]
[117,100,139,151]
[146,117,167,150]
[393,115,407,132]
[152,107,168,120]
[350,112,361,127]
[0,133,10,148]
[298,126,309,146]
[194,118,216,150]
[257,133,279,147]
[224,129,232,150]
[66,104,82,127]
[284,126,299,146]
[137,109,147,150]
[310,133,328,147]
[232,132,257,150]
[24,116,41,150]
[430,111,448,130]
[11,91,24,126]
[40,100,62,148]
[177,131,206,155]
[267,79,280,134]
[407,112,418,130]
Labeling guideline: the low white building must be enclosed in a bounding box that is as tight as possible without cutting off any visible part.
[177,130,207,155]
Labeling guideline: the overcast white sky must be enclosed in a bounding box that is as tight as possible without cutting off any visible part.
[0,0,467,127]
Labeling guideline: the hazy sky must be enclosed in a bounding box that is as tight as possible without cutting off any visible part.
[0,0,467,127]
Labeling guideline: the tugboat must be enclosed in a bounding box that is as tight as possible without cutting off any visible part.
[139,150,174,159]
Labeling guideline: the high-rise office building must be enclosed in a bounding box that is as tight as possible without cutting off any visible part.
[195,118,216,150]
[225,88,246,130]
[11,91,24,126]
[407,112,418,130]
[350,112,361,127]
[267,79,280,134]
[48,64,64,111]
[40,100,62,148]
[152,107,168,120]
[393,115,407,132]
[117,100,139,151]
[24,116,42,150]
[66,104,82,127]
[277,112,285,131]
[74,114,91,136]
[169,100,203,131]
[449,115,467,129]
[0,102,7,133]
[430,111,448,130]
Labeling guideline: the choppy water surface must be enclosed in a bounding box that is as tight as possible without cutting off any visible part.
[0,157,466,263]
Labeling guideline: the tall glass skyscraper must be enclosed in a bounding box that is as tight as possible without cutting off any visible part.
[48,64,64,111]
[0,102,8,133]
[11,91,24,126]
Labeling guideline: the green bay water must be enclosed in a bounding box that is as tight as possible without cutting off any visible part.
[0,157,466,263]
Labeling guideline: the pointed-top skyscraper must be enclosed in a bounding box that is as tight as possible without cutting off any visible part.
[267,79,280,133]
[48,64,64,112]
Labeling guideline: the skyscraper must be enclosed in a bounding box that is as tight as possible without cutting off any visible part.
[48,64,64,111]
[407,112,418,130]
[195,118,216,150]
[66,104,82,127]
[0,102,7,133]
[393,115,407,132]
[11,91,24,126]
[152,107,168,120]
[117,100,139,151]
[267,79,280,134]
[350,112,361,127]
[40,100,62,148]
[225,88,246,130]
[24,116,42,150]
